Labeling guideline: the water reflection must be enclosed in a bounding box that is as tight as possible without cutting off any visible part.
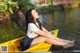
[40,7,80,47]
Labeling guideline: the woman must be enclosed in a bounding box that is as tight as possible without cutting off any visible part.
[20,9,75,51]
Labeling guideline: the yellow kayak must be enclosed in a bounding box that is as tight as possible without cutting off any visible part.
[0,29,59,52]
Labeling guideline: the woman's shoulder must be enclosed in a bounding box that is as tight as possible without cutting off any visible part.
[28,23,35,25]
[28,23,36,26]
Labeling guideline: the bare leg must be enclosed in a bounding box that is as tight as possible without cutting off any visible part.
[30,36,47,47]
[53,36,74,44]
[30,36,74,48]
[45,38,74,48]
[46,38,67,46]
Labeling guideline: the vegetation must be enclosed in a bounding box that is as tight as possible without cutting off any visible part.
[0,25,26,43]
[69,0,80,2]
[0,0,35,43]
[0,0,80,43]
[0,0,18,27]
[17,0,35,13]
[0,0,18,14]
[0,0,18,43]
[42,5,54,12]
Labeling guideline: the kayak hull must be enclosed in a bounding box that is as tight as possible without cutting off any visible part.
[0,29,59,52]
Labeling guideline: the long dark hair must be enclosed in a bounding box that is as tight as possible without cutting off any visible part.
[25,9,42,31]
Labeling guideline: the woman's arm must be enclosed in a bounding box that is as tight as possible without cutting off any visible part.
[42,27,71,42]
[35,29,55,39]
[30,23,59,40]
[36,28,64,42]
[42,26,50,34]
[36,26,61,41]
[33,26,57,39]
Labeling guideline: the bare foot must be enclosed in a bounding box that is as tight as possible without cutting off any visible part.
[64,40,75,44]
[63,43,75,48]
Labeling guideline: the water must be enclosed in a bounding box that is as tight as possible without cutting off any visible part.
[39,7,80,50]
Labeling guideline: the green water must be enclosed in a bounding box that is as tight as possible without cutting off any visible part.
[40,7,80,50]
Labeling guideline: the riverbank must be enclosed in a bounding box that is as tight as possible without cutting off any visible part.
[37,2,80,13]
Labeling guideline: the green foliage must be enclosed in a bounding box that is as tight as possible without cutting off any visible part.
[0,24,26,43]
[0,3,7,11]
[0,0,18,14]
[43,5,54,11]
[18,0,35,13]
[70,0,80,2]
[59,4,68,8]
[0,0,2,2]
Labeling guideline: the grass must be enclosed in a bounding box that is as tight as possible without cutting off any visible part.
[0,24,26,43]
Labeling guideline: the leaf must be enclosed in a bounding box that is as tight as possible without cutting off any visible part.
[0,4,6,12]
[4,5,8,10]
[16,5,19,9]
[9,7,13,14]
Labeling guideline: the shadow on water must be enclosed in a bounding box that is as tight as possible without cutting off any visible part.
[39,7,80,52]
